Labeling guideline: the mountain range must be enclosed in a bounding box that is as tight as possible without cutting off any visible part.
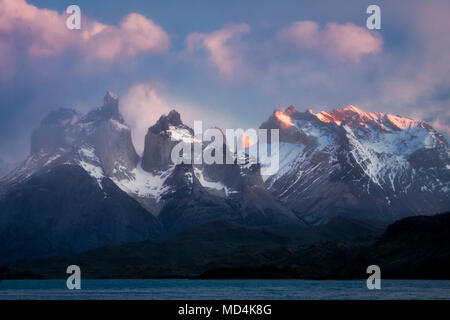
[0,91,449,265]
[261,105,450,223]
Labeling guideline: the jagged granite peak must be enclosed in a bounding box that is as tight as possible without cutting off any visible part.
[82,90,124,124]
[261,104,450,223]
[1,92,138,190]
[104,90,119,105]
[142,110,193,171]
[148,109,187,134]
[94,119,139,179]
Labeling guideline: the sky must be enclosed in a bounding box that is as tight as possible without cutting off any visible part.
[0,0,449,162]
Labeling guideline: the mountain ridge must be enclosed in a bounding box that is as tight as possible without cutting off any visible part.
[260,104,449,223]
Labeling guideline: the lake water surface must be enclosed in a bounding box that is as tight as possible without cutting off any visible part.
[1,279,449,300]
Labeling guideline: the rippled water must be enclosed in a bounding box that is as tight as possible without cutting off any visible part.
[1,279,450,300]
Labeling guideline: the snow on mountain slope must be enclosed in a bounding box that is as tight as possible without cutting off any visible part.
[111,162,174,201]
[261,105,450,223]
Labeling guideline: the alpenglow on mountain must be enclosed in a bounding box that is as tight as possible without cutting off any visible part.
[0,92,448,264]
[260,105,450,223]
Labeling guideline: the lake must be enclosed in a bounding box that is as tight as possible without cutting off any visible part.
[0,279,449,300]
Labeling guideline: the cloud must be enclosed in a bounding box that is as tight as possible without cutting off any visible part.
[186,24,250,76]
[81,13,170,61]
[0,0,170,65]
[278,21,382,62]
[121,84,172,154]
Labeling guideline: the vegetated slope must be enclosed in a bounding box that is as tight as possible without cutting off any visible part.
[335,212,450,279]
[1,217,388,279]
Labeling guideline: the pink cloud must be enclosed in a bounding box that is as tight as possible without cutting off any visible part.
[186,24,250,76]
[82,13,170,61]
[278,21,382,63]
[0,0,170,64]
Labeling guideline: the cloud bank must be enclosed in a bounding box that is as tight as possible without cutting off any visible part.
[278,21,382,62]
[186,24,250,76]
[0,0,170,66]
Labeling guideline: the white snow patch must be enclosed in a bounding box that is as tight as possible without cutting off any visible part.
[293,120,333,150]
[79,160,105,189]
[77,146,104,189]
[259,142,305,182]
[193,167,235,196]
[112,163,174,201]
[44,153,62,166]
[110,119,130,131]
[386,114,420,130]
[168,126,200,143]
[78,147,98,162]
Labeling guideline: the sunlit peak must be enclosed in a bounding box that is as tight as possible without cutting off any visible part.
[275,110,294,127]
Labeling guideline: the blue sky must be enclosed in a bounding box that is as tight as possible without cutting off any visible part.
[0,0,449,161]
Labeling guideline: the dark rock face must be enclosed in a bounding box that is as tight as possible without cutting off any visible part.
[141,110,192,171]
[141,133,179,171]
[148,110,183,133]
[0,165,162,265]
[94,119,139,179]
[82,91,123,124]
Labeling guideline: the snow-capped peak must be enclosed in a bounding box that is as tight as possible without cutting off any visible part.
[147,109,192,137]
[104,90,118,104]
[385,114,421,130]
[308,105,423,131]
[261,103,449,223]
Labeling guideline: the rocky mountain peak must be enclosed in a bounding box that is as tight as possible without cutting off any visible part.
[142,110,192,171]
[261,104,450,223]
[284,105,298,115]
[104,90,118,105]
[82,91,123,124]
[148,109,183,135]
[310,105,425,132]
